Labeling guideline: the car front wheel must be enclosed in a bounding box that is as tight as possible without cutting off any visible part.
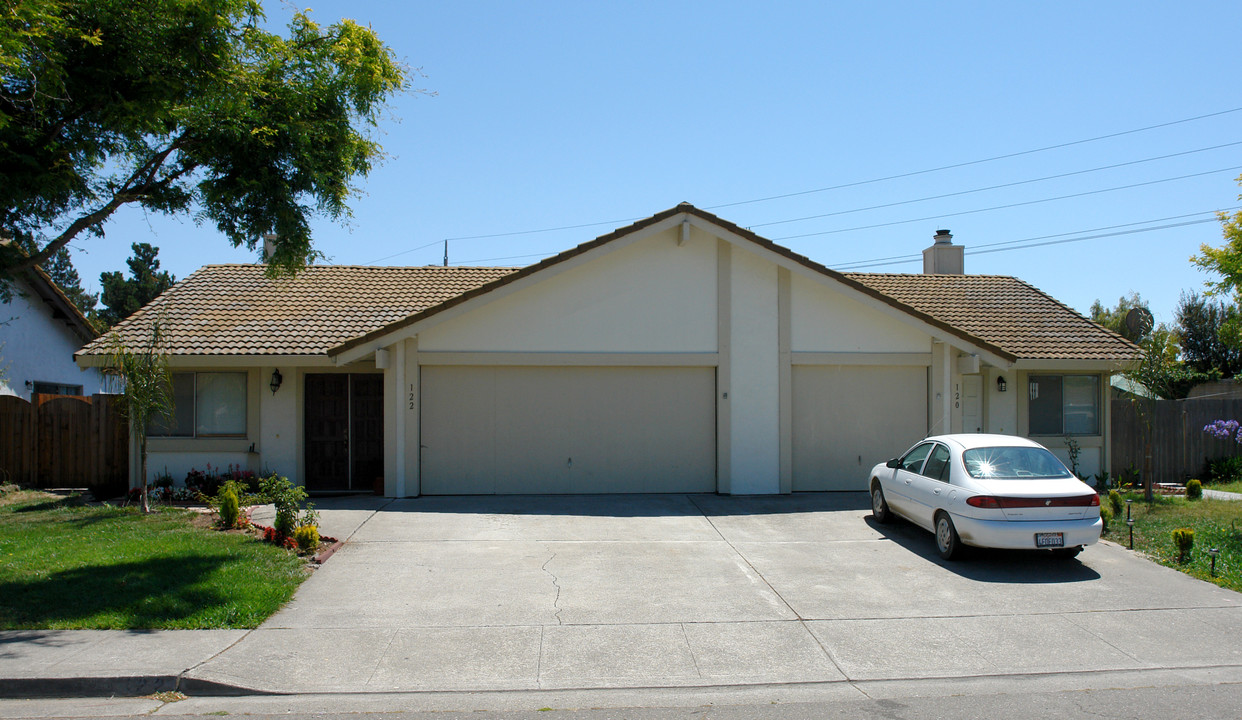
[935,513,962,560]
[871,482,891,524]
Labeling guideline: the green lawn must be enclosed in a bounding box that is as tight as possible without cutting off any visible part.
[0,491,308,629]
[1109,492,1242,593]
[1204,479,1242,495]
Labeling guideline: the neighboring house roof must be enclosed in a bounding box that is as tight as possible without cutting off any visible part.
[847,273,1139,362]
[75,203,1140,364]
[77,265,515,356]
[14,265,99,344]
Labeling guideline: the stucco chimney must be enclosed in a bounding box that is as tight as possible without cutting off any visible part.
[923,229,963,275]
[262,233,278,263]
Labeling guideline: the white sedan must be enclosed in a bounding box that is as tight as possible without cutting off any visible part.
[868,434,1102,560]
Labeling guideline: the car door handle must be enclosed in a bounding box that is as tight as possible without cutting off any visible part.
[933,488,941,495]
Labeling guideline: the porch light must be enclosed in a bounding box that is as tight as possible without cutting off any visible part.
[270,369,283,395]
[996,376,1007,392]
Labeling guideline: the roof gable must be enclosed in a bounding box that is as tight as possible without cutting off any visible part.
[13,266,99,344]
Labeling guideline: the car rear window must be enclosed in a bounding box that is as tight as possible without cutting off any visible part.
[962,447,1074,480]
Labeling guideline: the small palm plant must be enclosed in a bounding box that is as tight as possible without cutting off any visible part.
[103,318,173,514]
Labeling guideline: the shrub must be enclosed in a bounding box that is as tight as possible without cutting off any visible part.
[1108,489,1123,516]
[1186,478,1203,500]
[1099,504,1113,534]
[1118,466,1141,490]
[1206,457,1242,484]
[260,474,314,538]
[1172,527,1195,562]
[218,487,240,529]
[293,524,320,552]
[152,469,175,489]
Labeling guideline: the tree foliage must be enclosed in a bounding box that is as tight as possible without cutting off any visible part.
[1193,175,1242,299]
[1175,292,1242,379]
[103,318,173,513]
[1090,292,1150,343]
[98,243,174,328]
[1,0,409,279]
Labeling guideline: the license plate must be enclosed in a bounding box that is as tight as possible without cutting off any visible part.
[1035,532,1064,548]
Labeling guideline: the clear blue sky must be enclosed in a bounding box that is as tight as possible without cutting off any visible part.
[77,1,1242,329]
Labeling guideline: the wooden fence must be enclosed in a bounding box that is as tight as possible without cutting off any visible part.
[0,393,129,496]
[1111,397,1242,483]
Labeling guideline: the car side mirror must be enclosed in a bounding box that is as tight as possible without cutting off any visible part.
[885,458,901,469]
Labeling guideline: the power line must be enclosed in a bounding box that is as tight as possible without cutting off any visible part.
[749,141,1242,229]
[378,106,1242,250]
[706,107,1242,210]
[834,212,1237,271]
[363,239,444,265]
[773,166,1242,241]
[831,209,1238,269]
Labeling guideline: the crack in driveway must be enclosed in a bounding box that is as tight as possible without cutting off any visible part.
[541,550,564,625]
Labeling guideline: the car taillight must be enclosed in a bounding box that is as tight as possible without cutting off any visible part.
[967,495,1099,509]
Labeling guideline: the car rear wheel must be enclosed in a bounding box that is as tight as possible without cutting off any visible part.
[871,482,892,523]
[935,512,962,560]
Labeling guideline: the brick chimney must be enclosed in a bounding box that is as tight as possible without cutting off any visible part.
[922,229,963,275]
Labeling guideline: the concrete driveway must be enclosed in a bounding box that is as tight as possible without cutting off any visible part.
[192,494,1242,693]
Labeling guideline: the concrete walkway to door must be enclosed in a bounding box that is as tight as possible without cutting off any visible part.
[181,493,1242,694]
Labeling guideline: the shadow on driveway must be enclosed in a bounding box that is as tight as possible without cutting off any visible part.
[370,491,873,518]
[863,513,1103,584]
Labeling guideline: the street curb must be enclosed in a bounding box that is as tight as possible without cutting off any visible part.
[0,675,283,699]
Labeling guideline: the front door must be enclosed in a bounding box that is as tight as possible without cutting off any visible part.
[304,373,384,492]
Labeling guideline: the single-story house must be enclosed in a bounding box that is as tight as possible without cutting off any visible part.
[2,263,103,399]
[75,204,1139,495]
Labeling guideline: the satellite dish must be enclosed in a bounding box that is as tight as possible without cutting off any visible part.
[1124,307,1154,337]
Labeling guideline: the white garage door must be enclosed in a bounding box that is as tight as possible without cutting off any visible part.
[792,365,928,491]
[421,366,717,494]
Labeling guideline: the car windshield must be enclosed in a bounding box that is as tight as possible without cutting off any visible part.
[962,446,1073,480]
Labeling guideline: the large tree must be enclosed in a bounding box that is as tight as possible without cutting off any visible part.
[1175,291,1242,379]
[0,0,408,279]
[97,243,174,328]
[1193,174,1242,299]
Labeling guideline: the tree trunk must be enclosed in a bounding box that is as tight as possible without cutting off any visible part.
[139,436,150,514]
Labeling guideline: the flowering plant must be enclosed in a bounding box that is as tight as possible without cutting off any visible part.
[1204,419,1242,443]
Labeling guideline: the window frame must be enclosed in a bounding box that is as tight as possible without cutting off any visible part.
[148,371,248,438]
[1027,373,1101,437]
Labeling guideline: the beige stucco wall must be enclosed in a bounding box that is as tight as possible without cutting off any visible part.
[419,227,718,353]
[726,246,781,494]
[789,274,930,353]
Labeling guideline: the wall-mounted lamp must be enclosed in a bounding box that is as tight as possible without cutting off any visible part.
[269,369,283,395]
[996,376,1007,392]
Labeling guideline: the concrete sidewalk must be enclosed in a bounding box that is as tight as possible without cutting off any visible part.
[2,494,1240,698]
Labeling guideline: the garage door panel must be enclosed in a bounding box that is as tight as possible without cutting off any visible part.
[792,365,927,491]
[422,366,716,494]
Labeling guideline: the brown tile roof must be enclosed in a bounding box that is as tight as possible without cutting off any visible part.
[75,205,1140,365]
[77,264,516,357]
[846,273,1140,361]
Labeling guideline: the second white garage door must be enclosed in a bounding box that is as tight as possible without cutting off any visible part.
[421,365,717,494]
[791,365,928,491]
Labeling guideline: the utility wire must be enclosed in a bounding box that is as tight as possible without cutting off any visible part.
[831,209,1239,269]
[835,214,1233,271]
[393,107,1242,247]
[749,141,1242,229]
[773,166,1242,241]
[706,106,1242,211]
